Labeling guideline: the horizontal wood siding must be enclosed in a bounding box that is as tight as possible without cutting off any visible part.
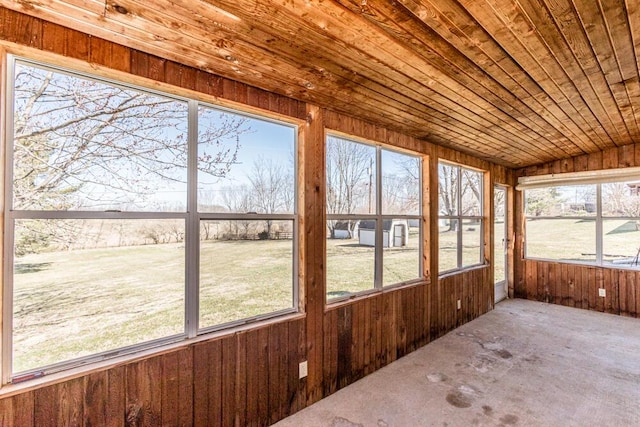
[0,8,499,426]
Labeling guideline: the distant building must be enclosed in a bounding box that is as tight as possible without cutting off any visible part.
[358,219,409,247]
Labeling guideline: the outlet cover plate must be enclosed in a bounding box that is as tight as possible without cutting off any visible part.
[299,361,308,379]
[598,288,606,297]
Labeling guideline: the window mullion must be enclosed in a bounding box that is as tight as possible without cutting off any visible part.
[185,100,199,338]
[375,146,383,288]
[596,183,603,266]
[2,55,16,385]
[457,168,463,269]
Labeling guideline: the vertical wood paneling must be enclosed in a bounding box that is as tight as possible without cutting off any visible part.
[83,371,107,426]
[0,391,34,427]
[222,336,238,427]
[336,305,352,390]
[193,340,222,426]
[126,356,163,426]
[106,366,126,427]
[301,104,325,405]
[234,333,247,426]
[518,261,639,319]
[256,327,270,424]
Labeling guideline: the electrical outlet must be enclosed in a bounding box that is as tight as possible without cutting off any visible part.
[598,288,606,298]
[457,299,461,310]
[299,361,308,379]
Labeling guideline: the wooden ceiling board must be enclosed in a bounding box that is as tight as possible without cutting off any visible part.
[1,0,639,168]
[128,0,559,160]
[334,0,569,159]
[520,0,632,144]
[397,0,600,153]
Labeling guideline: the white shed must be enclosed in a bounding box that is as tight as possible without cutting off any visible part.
[358,219,409,247]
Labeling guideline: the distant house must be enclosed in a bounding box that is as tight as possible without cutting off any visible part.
[329,220,357,239]
[358,219,409,247]
[627,182,640,196]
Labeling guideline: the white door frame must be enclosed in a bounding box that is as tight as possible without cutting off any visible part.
[494,185,508,303]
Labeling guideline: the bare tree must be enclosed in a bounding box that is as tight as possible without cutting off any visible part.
[248,158,291,235]
[603,183,640,216]
[326,137,373,237]
[438,164,458,231]
[221,184,254,238]
[12,63,249,253]
[524,187,562,216]
[383,156,420,213]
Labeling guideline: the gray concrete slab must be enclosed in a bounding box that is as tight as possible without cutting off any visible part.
[274,299,640,427]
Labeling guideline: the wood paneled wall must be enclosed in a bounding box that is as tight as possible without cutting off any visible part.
[520,260,639,317]
[0,7,503,426]
[515,142,640,319]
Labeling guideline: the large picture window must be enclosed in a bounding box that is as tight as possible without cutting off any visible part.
[438,162,484,274]
[4,57,297,381]
[325,135,422,301]
[524,178,640,268]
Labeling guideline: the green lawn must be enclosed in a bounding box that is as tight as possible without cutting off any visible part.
[13,239,297,373]
[526,218,640,263]
[14,231,425,373]
[325,230,421,298]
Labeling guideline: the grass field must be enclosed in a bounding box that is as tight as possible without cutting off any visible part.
[19,217,633,374]
[526,218,640,263]
[325,231,421,298]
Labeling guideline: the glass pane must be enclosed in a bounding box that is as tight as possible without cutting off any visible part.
[602,182,640,217]
[197,106,295,214]
[326,136,376,215]
[439,218,459,272]
[525,185,596,217]
[382,219,420,286]
[461,169,482,216]
[438,163,458,216]
[382,149,420,215]
[494,187,506,284]
[525,218,596,262]
[199,220,294,329]
[603,219,640,268]
[462,219,482,267]
[13,219,185,373]
[326,219,375,299]
[13,62,188,212]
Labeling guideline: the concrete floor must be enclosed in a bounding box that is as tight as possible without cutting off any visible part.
[274,299,640,427]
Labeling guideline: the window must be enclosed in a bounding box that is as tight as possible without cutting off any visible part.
[524,179,640,268]
[325,135,422,301]
[438,162,484,273]
[4,57,297,381]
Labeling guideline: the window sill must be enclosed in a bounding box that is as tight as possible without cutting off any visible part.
[523,257,640,272]
[438,263,489,280]
[325,278,430,310]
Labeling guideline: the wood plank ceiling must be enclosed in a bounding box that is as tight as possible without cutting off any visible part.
[1,0,639,168]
